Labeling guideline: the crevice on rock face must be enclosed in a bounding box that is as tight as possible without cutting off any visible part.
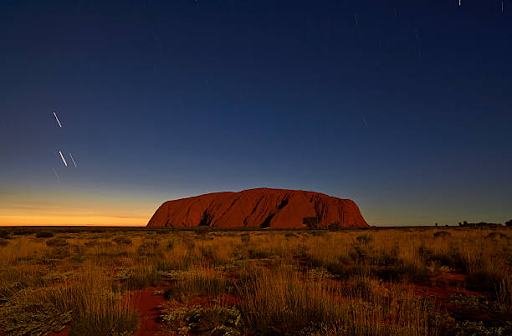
[198,210,212,226]
[277,199,288,209]
[260,214,275,228]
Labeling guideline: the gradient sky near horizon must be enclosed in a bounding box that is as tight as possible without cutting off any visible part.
[1,0,511,226]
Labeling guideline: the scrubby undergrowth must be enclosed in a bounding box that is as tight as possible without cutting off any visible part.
[0,226,510,335]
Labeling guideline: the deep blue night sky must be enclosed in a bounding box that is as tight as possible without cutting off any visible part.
[0,0,511,225]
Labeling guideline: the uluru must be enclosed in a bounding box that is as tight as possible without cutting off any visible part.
[147,188,368,228]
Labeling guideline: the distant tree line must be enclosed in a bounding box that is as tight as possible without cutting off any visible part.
[458,221,505,227]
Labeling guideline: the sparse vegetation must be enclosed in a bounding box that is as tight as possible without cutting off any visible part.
[46,238,69,247]
[35,231,54,238]
[0,226,510,335]
[161,305,242,335]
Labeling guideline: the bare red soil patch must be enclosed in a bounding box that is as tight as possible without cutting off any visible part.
[50,325,71,336]
[414,276,493,321]
[126,286,168,336]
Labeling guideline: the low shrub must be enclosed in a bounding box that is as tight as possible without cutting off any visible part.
[328,221,342,231]
[356,234,373,245]
[113,236,132,245]
[70,307,138,336]
[156,228,171,234]
[166,238,175,250]
[486,232,507,239]
[164,271,230,301]
[156,258,192,273]
[0,294,72,335]
[433,231,451,238]
[45,246,71,259]
[137,240,159,255]
[12,228,36,236]
[46,238,69,247]
[240,233,250,244]
[161,305,242,335]
[36,231,54,238]
[454,321,512,335]
[118,267,162,290]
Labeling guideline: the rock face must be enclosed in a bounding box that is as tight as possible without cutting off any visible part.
[147,188,368,229]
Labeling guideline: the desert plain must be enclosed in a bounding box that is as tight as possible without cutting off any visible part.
[0,225,511,335]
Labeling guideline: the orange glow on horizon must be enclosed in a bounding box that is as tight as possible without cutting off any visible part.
[0,209,150,225]
[0,214,148,226]
[0,197,156,226]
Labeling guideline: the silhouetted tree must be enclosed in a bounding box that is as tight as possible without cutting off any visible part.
[506,219,512,227]
[328,221,341,231]
[303,217,320,229]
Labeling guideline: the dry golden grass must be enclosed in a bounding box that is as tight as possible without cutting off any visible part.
[0,226,510,335]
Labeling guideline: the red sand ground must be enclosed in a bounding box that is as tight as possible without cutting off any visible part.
[51,326,71,336]
[127,287,168,336]
[414,274,494,321]
[50,271,492,336]
[147,187,368,228]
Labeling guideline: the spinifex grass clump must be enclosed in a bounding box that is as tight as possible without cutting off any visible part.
[46,238,69,247]
[113,236,132,245]
[0,269,139,335]
[164,268,231,302]
[137,239,160,255]
[497,278,512,320]
[69,301,138,336]
[115,266,162,290]
[236,264,444,335]
[50,271,139,336]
